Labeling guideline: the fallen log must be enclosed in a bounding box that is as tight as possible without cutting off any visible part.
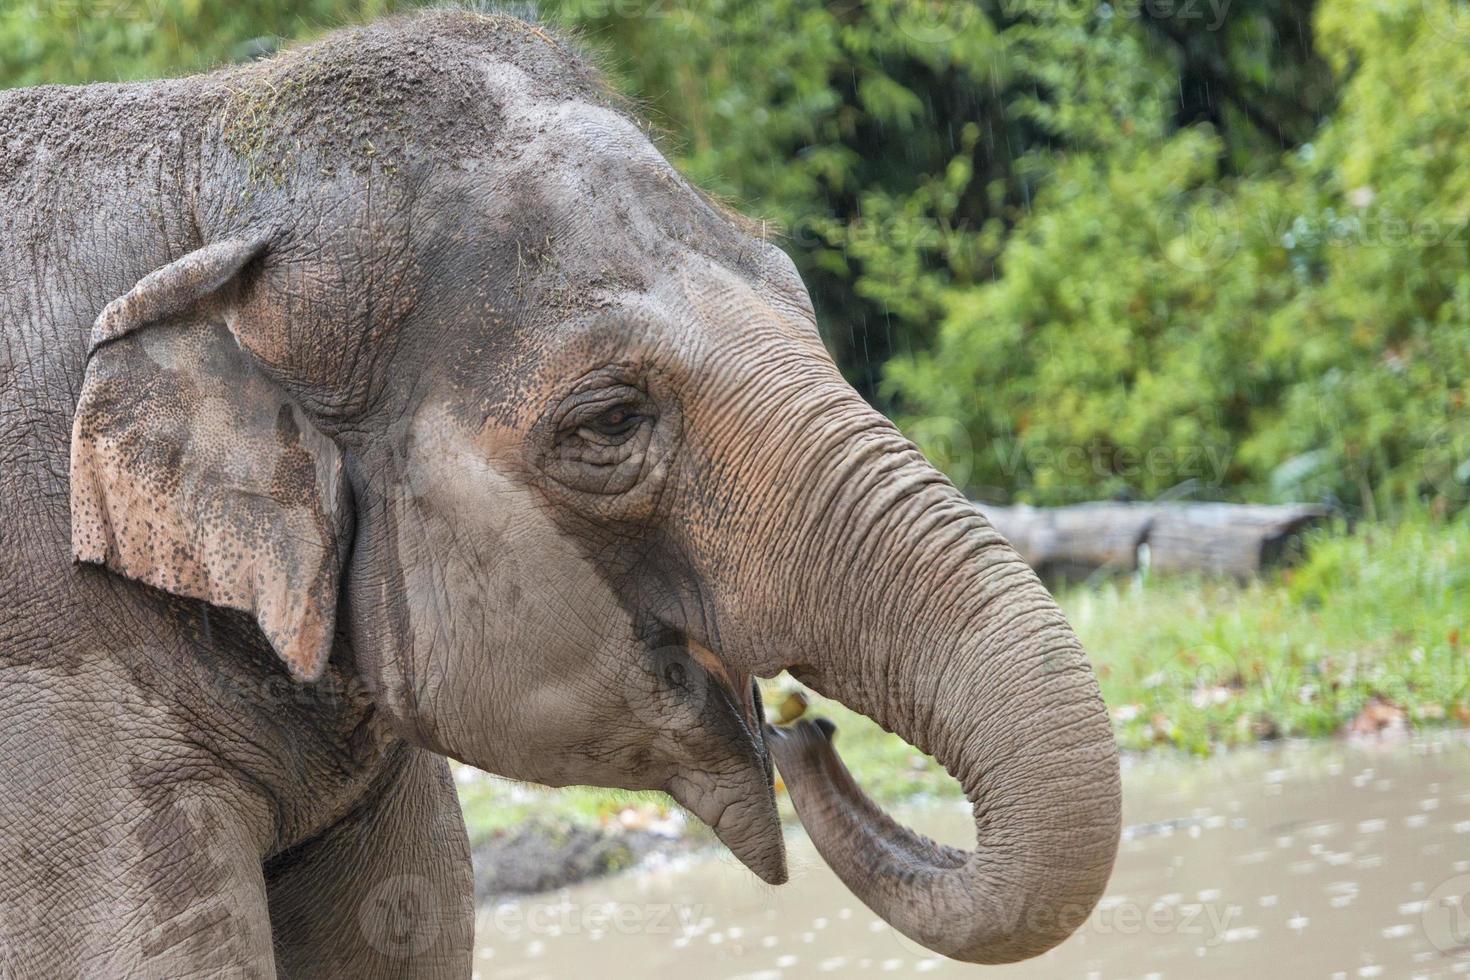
[973,501,1332,580]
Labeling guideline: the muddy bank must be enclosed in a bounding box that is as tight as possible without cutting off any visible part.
[471,819,705,902]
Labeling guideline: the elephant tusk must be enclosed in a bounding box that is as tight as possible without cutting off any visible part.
[686,637,757,730]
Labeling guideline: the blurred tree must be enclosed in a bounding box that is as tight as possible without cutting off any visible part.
[888,0,1470,514]
[1129,0,1336,166]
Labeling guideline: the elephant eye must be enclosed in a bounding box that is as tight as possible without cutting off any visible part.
[580,404,646,443]
[539,376,664,499]
[662,661,688,689]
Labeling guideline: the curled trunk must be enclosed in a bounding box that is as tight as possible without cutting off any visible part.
[751,431,1121,963]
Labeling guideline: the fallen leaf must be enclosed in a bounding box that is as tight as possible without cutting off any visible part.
[772,691,809,725]
[1346,695,1410,738]
[1236,712,1281,741]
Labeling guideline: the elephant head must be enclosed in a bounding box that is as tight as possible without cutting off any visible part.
[68,13,1119,962]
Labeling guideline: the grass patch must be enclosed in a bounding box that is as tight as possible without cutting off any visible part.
[455,775,681,845]
[1081,513,1470,754]
[457,513,1470,840]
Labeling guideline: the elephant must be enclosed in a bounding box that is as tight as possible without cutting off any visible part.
[0,10,1120,978]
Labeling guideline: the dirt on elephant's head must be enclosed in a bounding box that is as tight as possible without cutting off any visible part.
[217,11,624,189]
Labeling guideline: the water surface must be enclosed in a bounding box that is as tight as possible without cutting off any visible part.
[475,733,1470,978]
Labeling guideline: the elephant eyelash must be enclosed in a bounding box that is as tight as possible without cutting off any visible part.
[576,405,648,443]
[555,386,655,450]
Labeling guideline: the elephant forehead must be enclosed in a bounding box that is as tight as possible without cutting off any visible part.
[481,60,659,166]
[474,62,757,272]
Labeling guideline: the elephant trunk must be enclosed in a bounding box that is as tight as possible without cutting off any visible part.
[750,423,1121,963]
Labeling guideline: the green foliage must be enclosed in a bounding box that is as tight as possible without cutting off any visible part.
[537,0,1177,393]
[888,130,1303,502]
[890,0,1470,513]
[540,0,1335,401]
[1249,0,1470,516]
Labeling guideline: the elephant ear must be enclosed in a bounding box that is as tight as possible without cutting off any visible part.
[71,239,350,681]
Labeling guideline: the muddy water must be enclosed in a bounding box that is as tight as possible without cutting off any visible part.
[474,733,1470,978]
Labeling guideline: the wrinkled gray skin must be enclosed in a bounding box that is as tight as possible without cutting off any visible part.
[0,12,1120,978]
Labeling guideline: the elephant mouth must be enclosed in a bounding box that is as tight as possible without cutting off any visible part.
[689,638,774,789]
[665,636,786,885]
